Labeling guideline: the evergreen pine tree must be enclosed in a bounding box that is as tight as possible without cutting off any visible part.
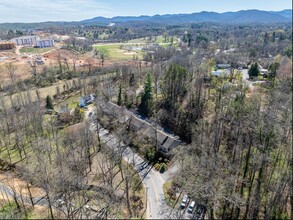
[268,62,280,80]
[46,95,54,110]
[139,73,153,117]
[129,73,136,87]
[248,62,260,79]
[117,84,122,106]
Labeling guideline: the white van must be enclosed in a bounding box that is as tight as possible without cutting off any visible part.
[188,201,196,213]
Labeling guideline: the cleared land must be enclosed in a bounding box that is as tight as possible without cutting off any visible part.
[19,47,53,54]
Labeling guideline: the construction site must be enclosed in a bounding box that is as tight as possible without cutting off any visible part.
[0,42,15,50]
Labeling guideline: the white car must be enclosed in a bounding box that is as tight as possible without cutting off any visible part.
[180,194,190,209]
[187,201,196,213]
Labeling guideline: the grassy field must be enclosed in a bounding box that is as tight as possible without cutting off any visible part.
[128,35,164,44]
[128,35,176,46]
[93,44,143,61]
[92,35,178,62]
[55,93,80,109]
[20,47,54,54]
[93,36,177,62]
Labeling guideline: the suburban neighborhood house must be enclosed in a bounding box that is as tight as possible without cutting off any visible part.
[216,63,231,69]
[128,114,181,154]
[80,94,96,108]
[211,63,232,77]
[98,100,182,154]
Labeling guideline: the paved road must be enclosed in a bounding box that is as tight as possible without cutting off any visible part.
[240,69,267,89]
[0,103,174,219]
[241,69,254,88]
[0,182,47,206]
[88,113,171,219]
[15,46,21,55]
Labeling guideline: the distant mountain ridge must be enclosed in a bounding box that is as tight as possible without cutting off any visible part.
[270,9,292,18]
[82,9,292,24]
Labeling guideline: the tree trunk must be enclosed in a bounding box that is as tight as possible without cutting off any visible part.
[236,133,253,219]
[46,193,54,219]
[27,183,34,207]
[244,168,256,219]
[125,175,133,218]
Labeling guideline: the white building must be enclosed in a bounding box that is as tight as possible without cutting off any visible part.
[11,36,38,46]
[36,39,54,48]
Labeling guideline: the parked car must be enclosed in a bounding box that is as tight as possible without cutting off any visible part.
[195,205,206,219]
[180,194,190,209]
[187,201,196,213]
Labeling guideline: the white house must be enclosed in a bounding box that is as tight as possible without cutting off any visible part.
[260,69,268,75]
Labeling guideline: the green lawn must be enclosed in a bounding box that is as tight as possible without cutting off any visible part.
[93,44,143,61]
[20,47,54,54]
[128,35,166,44]
[55,93,80,109]
[163,181,177,207]
[93,35,179,62]
[128,35,177,46]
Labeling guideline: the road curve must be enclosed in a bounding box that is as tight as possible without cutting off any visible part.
[88,115,170,219]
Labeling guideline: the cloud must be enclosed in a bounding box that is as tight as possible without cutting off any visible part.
[0,0,112,23]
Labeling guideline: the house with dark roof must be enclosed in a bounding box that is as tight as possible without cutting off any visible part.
[211,69,230,77]
[216,64,231,69]
[160,136,181,154]
[98,100,182,155]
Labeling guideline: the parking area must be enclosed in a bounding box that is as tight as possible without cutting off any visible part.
[178,194,206,219]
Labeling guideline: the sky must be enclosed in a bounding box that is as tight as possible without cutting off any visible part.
[0,0,291,23]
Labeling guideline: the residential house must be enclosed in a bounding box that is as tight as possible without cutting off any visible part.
[80,94,96,108]
[216,64,231,69]
[260,69,268,78]
[129,114,181,155]
[160,136,181,154]
[211,69,230,77]
[98,100,182,154]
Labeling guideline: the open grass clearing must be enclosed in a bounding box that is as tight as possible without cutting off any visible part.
[93,44,143,61]
[55,93,80,110]
[163,181,177,207]
[128,35,169,44]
